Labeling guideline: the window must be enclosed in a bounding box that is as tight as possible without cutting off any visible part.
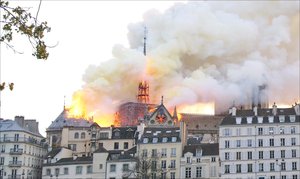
[225,152,230,160]
[161,160,166,169]
[281,150,285,158]
[46,169,51,176]
[258,139,263,147]
[63,167,68,175]
[211,157,216,162]
[170,160,176,168]
[99,164,103,169]
[196,158,201,163]
[152,138,158,143]
[161,148,167,157]
[291,138,296,146]
[87,165,93,174]
[162,137,167,143]
[270,163,275,171]
[279,127,285,134]
[269,127,274,134]
[292,162,297,170]
[225,140,230,148]
[124,142,128,149]
[292,149,297,157]
[55,168,59,176]
[292,175,298,179]
[161,172,166,179]
[247,128,252,135]
[259,163,264,172]
[76,166,82,174]
[110,164,116,172]
[236,152,241,160]
[68,144,76,151]
[259,151,263,159]
[14,134,19,141]
[186,157,191,164]
[151,149,157,157]
[171,148,176,157]
[248,151,252,160]
[196,167,202,177]
[247,164,252,172]
[247,139,252,147]
[269,138,274,146]
[270,176,275,179]
[258,128,263,135]
[142,149,147,157]
[170,172,175,179]
[151,161,157,171]
[224,128,230,136]
[185,167,191,178]
[99,132,109,139]
[225,165,230,174]
[236,140,241,147]
[81,132,85,139]
[171,137,177,142]
[0,157,4,165]
[114,142,119,149]
[270,150,274,159]
[123,164,129,172]
[291,126,296,134]
[280,138,285,146]
[281,162,286,171]
[236,128,241,136]
[282,176,287,179]
[143,138,149,143]
[236,164,241,173]
[74,132,79,139]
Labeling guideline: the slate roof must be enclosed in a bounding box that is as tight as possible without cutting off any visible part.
[187,137,203,145]
[94,146,108,153]
[0,119,43,137]
[138,127,181,144]
[221,107,300,126]
[181,113,223,130]
[46,148,62,158]
[47,109,94,131]
[111,126,137,139]
[107,150,136,161]
[43,156,92,166]
[183,143,219,157]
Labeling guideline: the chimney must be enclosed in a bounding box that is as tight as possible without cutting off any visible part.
[272,102,277,116]
[294,103,300,116]
[253,106,258,116]
[232,106,237,116]
[180,121,187,146]
[73,155,77,160]
[15,116,25,127]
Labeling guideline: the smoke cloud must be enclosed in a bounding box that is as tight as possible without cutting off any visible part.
[73,1,299,125]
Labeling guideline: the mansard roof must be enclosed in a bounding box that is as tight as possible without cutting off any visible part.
[0,119,43,137]
[183,143,219,157]
[138,127,181,144]
[47,109,94,131]
[111,126,137,139]
[43,156,93,166]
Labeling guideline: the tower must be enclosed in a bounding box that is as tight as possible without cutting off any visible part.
[137,81,149,103]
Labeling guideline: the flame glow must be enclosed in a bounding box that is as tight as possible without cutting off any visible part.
[178,102,215,115]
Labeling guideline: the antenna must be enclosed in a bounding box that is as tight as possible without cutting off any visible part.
[143,26,147,56]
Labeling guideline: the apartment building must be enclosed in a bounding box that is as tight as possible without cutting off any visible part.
[219,103,300,179]
[0,116,47,179]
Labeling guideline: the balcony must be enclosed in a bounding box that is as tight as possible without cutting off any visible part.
[8,161,22,167]
[9,148,23,155]
[7,175,21,179]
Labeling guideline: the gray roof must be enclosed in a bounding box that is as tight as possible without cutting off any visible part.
[139,127,181,144]
[183,143,219,156]
[221,107,300,126]
[43,156,92,166]
[46,148,62,158]
[47,109,94,131]
[0,119,43,137]
[111,126,137,139]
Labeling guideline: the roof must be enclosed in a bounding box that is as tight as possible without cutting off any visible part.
[127,146,137,154]
[139,127,181,144]
[94,146,108,153]
[107,151,136,161]
[146,103,175,126]
[221,107,300,126]
[181,113,223,130]
[183,143,219,157]
[0,119,43,138]
[111,126,137,139]
[47,109,94,131]
[43,156,92,166]
[187,137,203,145]
[46,148,62,158]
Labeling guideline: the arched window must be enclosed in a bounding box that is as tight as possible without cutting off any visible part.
[74,132,79,139]
[81,132,85,139]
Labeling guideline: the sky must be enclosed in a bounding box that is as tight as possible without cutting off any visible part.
[0,1,181,136]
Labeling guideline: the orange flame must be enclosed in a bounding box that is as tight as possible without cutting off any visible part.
[178,102,215,115]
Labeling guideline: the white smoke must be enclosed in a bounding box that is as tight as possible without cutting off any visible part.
[74,1,299,122]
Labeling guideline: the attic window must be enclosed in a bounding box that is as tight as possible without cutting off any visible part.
[143,138,149,143]
[166,131,171,133]
[235,117,242,124]
[290,115,296,122]
[258,117,263,123]
[146,131,151,134]
[162,137,168,143]
[268,116,274,123]
[171,137,177,142]
[114,131,120,137]
[279,116,285,123]
[246,117,252,124]
[153,138,158,143]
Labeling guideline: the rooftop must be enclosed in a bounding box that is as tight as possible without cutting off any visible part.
[0,119,43,138]
[183,143,219,156]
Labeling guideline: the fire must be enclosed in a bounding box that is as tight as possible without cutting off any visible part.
[67,92,87,118]
[178,102,215,115]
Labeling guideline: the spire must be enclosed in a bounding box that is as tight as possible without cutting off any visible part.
[173,106,178,120]
[143,26,147,56]
[161,96,164,105]
[63,95,66,110]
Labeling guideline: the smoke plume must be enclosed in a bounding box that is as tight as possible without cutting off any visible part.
[72,1,299,125]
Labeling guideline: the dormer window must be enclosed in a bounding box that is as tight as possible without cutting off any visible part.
[236,117,242,124]
[279,116,285,123]
[196,149,202,157]
[258,117,263,123]
[171,137,177,142]
[162,137,168,143]
[268,116,274,123]
[143,138,149,143]
[114,131,120,138]
[153,138,158,143]
[290,115,296,122]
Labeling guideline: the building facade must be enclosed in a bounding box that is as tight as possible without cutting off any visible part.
[219,104,300,179]
[0,116,47,179]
